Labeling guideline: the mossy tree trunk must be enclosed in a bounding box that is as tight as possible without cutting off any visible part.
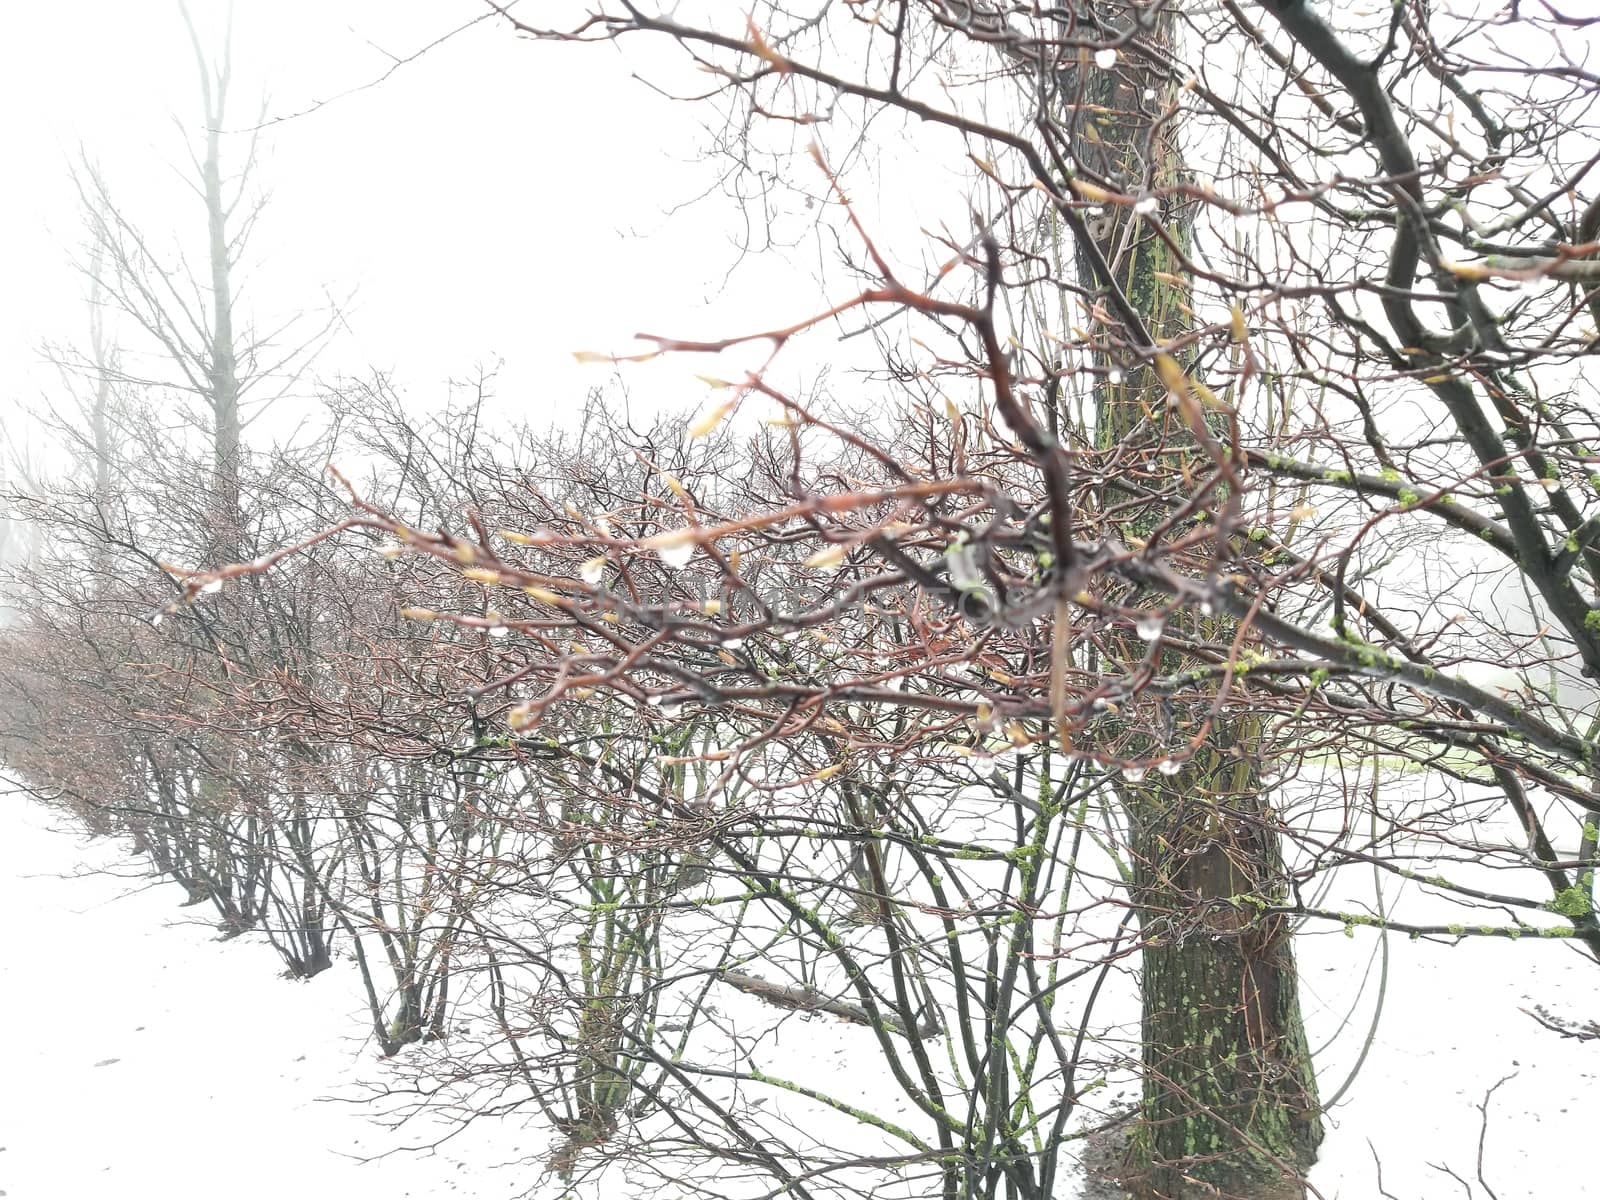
[1123,733,1322,1198]
[1060,6,1324,1194]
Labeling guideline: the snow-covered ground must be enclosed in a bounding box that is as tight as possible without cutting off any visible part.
[0,799,519,1200]
[2,790,1595,1200]
[1297,922,1597,1197]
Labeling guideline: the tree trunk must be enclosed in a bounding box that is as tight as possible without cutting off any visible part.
[86,240,115,510]
[180,0,241,542]
[202,114,240,534]
[1126,738,1322,1198]
[1062,7,1324,1194]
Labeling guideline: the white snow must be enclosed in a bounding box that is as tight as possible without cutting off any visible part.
[2,786,1595,1200]
[0,797,518,1200]
[1298,924,1598,1198]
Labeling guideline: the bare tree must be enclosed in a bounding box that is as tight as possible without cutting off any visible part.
[57,1,337,544]
[233,3,1595,1197]
[8,4,1600,1200]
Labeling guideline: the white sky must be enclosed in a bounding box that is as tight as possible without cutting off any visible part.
[0,0,893,454]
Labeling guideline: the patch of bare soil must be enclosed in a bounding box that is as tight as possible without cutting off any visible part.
[1076,1110,1140,1200]
[1073,1115,1308,1200]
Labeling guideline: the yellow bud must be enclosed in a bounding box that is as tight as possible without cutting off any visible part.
[1185,375,1222,409]
[641,527,697,551]
[1070,177,1114,203]
[805,544,849,569]
[1153,352,1190,397]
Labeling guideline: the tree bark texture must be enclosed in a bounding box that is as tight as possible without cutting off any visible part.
[1060,5,1324,1194]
